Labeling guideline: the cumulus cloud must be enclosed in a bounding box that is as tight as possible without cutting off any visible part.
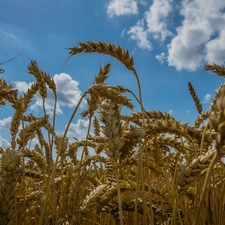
[67,119,90,140]
[169,110,173,114]
[144,0,173,42]
[138,0,147,6]
[0,118,12,148]
[14,81,30,93]
[167,0,225,71]
[107,0,138,17]
[126,0,172,52]
[127,19,152,50]
[0,135,10,148]
[205,29,225,64]
[156,52,167,64]
[203,94,211,103]
[120,0,225,71]
[14,73,86,114]
[0,117,12,130]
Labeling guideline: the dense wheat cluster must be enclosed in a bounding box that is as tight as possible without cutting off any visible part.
[0,41,225,225]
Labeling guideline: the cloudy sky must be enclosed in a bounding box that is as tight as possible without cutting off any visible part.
[0,0,225,147]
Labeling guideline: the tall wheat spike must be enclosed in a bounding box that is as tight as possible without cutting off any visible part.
[188,82,203,114]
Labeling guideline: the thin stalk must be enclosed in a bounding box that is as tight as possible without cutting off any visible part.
[38,91,87,225]
[49,92,57,171]
[115,160,124,225]
[71,115,93,224]
[132,68,147,224]
[193,151,219,225]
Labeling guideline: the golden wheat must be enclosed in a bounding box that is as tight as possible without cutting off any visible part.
[1,42,225,224]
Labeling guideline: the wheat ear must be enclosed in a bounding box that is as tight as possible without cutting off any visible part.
[0,148,22,224]
[188,82,203,114]
[204,63,225,77]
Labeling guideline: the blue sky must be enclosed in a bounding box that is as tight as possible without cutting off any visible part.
[0,0,225,147]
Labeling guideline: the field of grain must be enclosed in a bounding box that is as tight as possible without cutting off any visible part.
[0,41,225,225]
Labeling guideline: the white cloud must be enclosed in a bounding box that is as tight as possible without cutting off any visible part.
[122,0,225,71]
[144,0,173,42]
[0,118,12,148]
[53,73,86,108]
[138,0,147,6]
[121,29,126,37]
[0,117,12,130]
[169,110,173,114]
[187,110,190,113]
[205,29,225,64]
[156,52,167,64]
[203,94,211,103]
[168,0,225,71]
[0,135,10,148]
[14,81,31,93]
[67,119,90,140]
[126,0,172,51]
[107,0,138,17]
[14,73,86,114]
[127,19,152,50]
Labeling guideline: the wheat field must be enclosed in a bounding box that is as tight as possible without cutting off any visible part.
[0,41,225,225]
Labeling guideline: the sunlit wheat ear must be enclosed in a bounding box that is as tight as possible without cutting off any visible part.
[94,62,112,84]
[80,64,111,118]
[89,84,134,109]
[210,92,225,150]
[93,116,100,137]
[0,78,18,106]
[188,82,203,114]
[54,135,69,163]
[22,82,39,107]
[28,60,48,98]
[81,84,133,118]
[68,41,135,71]
[99,100,125,159]
[81,181,136,214]
[194,111,210,128]
[10,110,23,148]
[29,60,56,93]
[24,148,47,172]
[204,63,225,78]
[0,148,22,225]
[17,115,50,148]
[177,147,216,192]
